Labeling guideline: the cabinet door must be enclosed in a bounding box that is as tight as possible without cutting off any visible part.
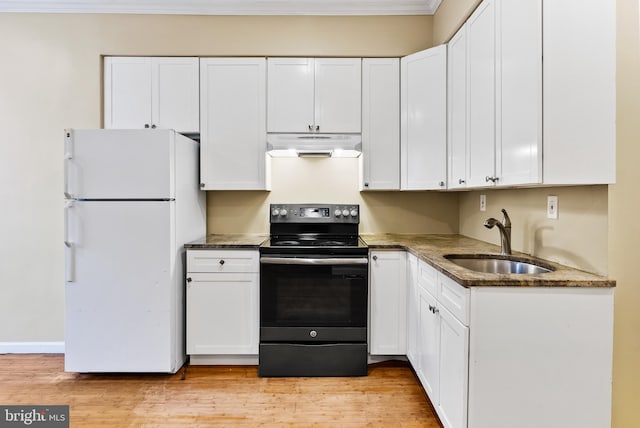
[266,58,314,133]
[369,251,407,355]
[200,58,268,190]
[186,272,259,355]
[466,0,497,187]
[447,26,468,190]
[401,45,448,190]
[152,57,200,133]
[314,58,362,133]
[497,0,542,186]
[361,58,400,190]
[438,305,469,428]
[104,57,152,129]
[417,286,440,401]
[406,254,419,366]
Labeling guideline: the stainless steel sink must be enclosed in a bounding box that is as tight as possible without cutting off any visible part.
[444,254,555,274]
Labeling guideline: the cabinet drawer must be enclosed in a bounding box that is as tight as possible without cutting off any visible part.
[418,259,438,297]
[438,273,470,326]
[187,250,259,273]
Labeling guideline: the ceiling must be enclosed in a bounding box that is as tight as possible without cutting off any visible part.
[0,0,443,15]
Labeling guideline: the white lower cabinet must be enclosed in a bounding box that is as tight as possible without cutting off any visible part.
[369,250,407,355]
[406,255,614,428]
[186,250,259,358]
[412,260,469,428]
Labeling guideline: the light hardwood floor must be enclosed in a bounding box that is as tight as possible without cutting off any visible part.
[0,354,443,427]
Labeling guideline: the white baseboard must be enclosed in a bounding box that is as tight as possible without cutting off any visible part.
[0,342,65,354]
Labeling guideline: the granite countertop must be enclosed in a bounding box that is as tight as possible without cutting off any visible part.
[184,234,268,249]
[361,233,615,288]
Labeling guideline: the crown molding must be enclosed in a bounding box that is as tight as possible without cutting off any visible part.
[0,0,442,15]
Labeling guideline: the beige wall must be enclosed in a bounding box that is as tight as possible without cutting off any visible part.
[0,13,435,342]
[458,186,608,275]
[610,0,640,426]
[433,0,481,45]
[208,158,459,234]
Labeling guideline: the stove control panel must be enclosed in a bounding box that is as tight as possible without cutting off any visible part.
[270,204,359,223]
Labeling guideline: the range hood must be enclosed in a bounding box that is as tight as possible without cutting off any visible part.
[266,133,362,158]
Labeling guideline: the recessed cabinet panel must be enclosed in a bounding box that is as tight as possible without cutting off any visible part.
[104,58,152,129]
[447,26,468,190]
[401,45,448,190]
[497,0,542,186]
[361,58,400,190]
[266,58,315,133]
[200,58,268,190]
[152,58,200,133]
[466,0,497,187]
[369,251,407,355]
[314,58,362,133]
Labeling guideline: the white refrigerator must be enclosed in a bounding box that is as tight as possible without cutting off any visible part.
[63,129,206,373]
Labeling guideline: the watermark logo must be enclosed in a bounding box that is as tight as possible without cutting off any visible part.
[0,406,68,427]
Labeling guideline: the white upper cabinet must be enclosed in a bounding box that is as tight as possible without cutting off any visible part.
[361,58,400,191]
[199,58,269,190]
[542,0,615,184]
[447,25,468,190]
[401,45,448,190]
[450,0,614,188]
[497,0,542,186]
[267,58,361,133]
[466,0,497,188]
[104,57,199,133]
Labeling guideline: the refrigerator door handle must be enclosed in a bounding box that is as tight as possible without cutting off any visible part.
[64,129,74,198]
[64,201,75,282]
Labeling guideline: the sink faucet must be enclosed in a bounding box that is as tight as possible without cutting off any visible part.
[484,208,512,255]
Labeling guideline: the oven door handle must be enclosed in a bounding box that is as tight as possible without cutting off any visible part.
[260,257,369,265]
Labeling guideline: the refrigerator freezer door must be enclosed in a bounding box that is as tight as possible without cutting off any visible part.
[64,129,175,200]
[64,201,182,373]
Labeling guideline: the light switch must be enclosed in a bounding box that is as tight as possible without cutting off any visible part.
[547,195,558,219]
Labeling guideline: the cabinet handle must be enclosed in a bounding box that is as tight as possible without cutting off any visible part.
[200,183,205,188]
[458,179,466,184]
[485,176,498,183]
[144,124,150,129]
[186,277,192,283]
[219,260,225,265]
[372,255,378,261]
[485,176,492,183]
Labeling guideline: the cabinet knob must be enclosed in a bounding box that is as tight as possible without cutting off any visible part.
[151,124,156,129]
[308,124,313,131]
[439,181,445,187]
[186,277,192,283]
[219,260,225,265]
[144,124,150,129]
[372,255,378,261]
[315,125,320,131]
[458,179,466,184]
[485,176,492,183]
[364,183,369,188]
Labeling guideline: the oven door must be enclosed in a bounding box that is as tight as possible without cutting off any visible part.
[260,255,368,340]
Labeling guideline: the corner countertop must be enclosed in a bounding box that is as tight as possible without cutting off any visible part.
[361,233,615,288]
[184,234,268,249]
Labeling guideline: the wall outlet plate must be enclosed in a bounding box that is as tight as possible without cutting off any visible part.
[547,195,558,219]
[480,194,486,212]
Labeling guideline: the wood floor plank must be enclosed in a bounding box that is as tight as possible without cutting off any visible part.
[0,355,442,427]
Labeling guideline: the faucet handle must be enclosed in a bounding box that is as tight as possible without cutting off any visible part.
[501,208,511,228]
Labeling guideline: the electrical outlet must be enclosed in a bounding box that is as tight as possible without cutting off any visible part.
[480,194,487,212]
[547,195,558,219]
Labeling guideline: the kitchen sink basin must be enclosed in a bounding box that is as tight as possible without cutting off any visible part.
[444,254,555,274]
